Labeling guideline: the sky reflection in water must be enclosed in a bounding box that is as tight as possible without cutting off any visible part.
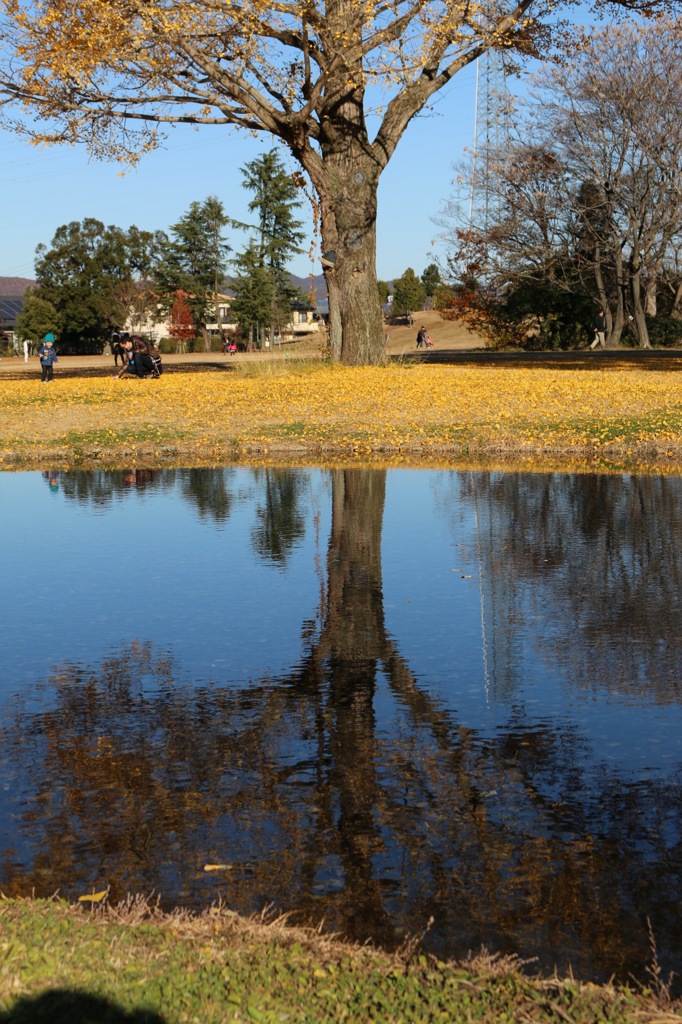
[1,466,680,987]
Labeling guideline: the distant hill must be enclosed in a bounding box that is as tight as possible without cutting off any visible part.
[0,277,35,296]
[289,273,327,300]
[223,272,327,306]
[0,272,327,301]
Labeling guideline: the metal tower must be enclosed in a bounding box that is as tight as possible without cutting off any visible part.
[469,47,512,230]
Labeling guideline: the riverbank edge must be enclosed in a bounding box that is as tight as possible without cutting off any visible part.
[0,897,679,1024]
[2,438,682,476]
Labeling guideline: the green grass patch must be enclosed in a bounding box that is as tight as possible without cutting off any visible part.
[270,421,309,438]
[61,426,187,447]
[534,411,682,444]
[0,898,676,1024]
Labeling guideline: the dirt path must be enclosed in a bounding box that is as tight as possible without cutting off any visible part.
[3,305,681,379]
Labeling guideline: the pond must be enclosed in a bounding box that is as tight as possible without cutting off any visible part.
[1,466,681,987]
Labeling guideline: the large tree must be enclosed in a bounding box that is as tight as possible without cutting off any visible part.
[440,18,682,349]
[31,218,166,353]
[0,0,673,364]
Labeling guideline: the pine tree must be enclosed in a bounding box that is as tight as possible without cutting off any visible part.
[157,196,231,349]
[391,268,426,323]
[230,243,275,350]
[234,150,305,344]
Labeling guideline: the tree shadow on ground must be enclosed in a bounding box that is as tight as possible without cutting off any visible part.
[404,348,682,371]
[0,990,166,1024]
[0,362,235,381]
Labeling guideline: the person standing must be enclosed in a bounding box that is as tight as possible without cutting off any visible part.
[590,309,606,350]
[416,326,427,349]
[38,334,58,382]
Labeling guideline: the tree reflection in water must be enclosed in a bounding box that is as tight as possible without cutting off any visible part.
[446,471,682,702]
[1,468,681,989]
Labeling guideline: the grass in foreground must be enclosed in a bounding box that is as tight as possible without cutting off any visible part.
[1,363,682,470]
[0,898,680,1024]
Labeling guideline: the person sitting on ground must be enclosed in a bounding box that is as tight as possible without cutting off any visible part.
[115,338,158,379]
[131,338,158,377]
[114,337,135,376]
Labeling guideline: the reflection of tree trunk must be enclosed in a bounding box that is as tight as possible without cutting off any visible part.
[321,470,388,936]
[324,470,386,663]
[305,470,490,942]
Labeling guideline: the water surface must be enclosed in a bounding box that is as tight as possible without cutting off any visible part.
[1,466,680,986]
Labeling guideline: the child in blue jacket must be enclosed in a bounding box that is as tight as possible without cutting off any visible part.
[38,334,58,382]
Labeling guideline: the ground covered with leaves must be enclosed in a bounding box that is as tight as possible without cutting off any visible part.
[1,359,681,472]
[0,898,680,1024]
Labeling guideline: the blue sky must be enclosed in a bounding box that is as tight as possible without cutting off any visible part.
[1,63,478,285]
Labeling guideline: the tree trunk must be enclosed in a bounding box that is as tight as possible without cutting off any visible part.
[594,246,613,343]
[610,247,626,346]
[318,165,385,365]
[645,272,658,316]
[671,279,682,320]
[630,259,651,348]
[298,52,386,366]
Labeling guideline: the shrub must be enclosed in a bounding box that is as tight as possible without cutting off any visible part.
[645,314,682,347]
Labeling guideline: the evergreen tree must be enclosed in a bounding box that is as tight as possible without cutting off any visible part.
[234,150,305,343]
[230,243,275,349]
[421,263,442,298]
[241,150,305,274]
[15,290,59,348]
[391,268,426,323]
[156,196,231,348]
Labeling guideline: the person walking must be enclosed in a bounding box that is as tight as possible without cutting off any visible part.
[590,309,606,350]
[416,325,427,349]
[38,334,58,382]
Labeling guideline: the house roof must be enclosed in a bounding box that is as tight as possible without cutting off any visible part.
[0,296,23,327]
